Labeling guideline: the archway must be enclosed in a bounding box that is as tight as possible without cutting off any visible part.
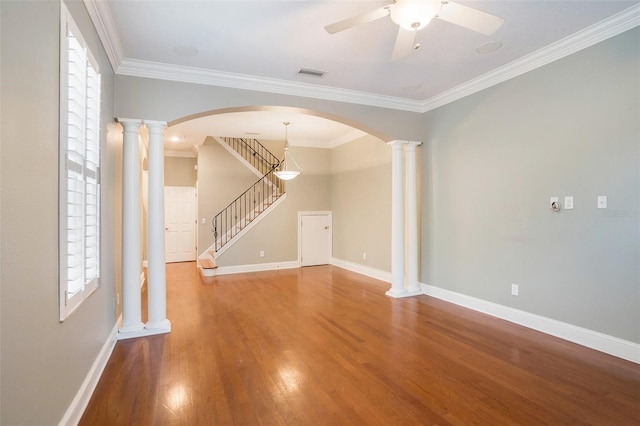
[116,106,421,340]
[165,106,397,281]
[168,105,394,144]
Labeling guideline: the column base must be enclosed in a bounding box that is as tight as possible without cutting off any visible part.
[406,285,421,293]
[117,323,145,340]
[117,321,171,340]
[386,288,406,298]
[145,319,171,334]
[385,289,423,299]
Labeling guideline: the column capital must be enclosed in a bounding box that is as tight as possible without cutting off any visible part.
[117,118,142,128]
[145,121,166,144]
[144,120,167,130]
[387,140,408,148]
[406,141,423,149]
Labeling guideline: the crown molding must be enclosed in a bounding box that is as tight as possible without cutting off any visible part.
[420,4,640,113]
[83,0,124,72]
[117,58,425,112]
[88,1,639,114]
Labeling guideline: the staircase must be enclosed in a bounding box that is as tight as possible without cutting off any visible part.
[199,137,285,275]
[220,137,280,177]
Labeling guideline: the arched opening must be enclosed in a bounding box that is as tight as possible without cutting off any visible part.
[168,105,393,144]
[161,105,394,281]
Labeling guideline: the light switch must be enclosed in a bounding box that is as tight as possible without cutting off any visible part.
[597,196,607,209]
[564,196,574,210]
[201,217,206,224]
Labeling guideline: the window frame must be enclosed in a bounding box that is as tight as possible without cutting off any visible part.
[59,4,102,321]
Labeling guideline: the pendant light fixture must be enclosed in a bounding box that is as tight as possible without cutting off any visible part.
[274,121,303,181]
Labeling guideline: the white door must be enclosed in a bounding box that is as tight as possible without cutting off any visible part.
[300,212,332,267]
[165,186,197,263]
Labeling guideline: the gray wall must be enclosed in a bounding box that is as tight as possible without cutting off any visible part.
[216,146,332,266]
[422,27,640,343]
[115,76,428,143]
[331,135,392,271]
[0,0,118,424]
[165,155,197,187]
[252,138,285,161]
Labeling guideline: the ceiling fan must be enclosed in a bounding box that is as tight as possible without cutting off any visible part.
[324,0,504,60]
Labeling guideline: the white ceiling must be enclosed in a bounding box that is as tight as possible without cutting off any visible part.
[87,0,640,153]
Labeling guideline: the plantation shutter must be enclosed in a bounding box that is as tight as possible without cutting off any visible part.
[60,9,101,319]
[85,56,101,289]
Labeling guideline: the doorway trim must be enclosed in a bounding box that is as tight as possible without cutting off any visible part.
[298,211,332,266]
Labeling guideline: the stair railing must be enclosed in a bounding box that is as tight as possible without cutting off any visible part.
[212,168,285,252]
[221,137,280,176]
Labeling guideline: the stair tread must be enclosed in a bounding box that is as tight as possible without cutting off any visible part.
[200,258,218,269]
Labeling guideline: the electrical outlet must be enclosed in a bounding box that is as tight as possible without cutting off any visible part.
[511,284,519,296]
[259,250,264,258]
[564,196,574,210]
[597,196,607,209]
[362,252,367,260]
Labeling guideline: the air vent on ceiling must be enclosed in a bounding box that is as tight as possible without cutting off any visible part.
[402,84,422,92]
[298,68,326,78]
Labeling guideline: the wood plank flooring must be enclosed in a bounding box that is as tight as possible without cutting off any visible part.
[80,263,640,425]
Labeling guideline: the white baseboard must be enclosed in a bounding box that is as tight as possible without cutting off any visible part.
[331,258,392,283]
[421,283,640,364]
[203,260,299,277]
[59,322,118,426]
[201,256,639,363]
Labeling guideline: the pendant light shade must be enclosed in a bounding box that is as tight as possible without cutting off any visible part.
[274,122,303,181]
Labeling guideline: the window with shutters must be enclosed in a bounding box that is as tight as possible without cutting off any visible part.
[59,5,101,320]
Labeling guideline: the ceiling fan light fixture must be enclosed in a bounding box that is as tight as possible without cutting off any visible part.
[390,0,441,31]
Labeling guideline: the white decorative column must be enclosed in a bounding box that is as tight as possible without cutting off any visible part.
[405,141,422,295]
[145,120,171,334]
[118,118,144,337]
[386,140,407,298]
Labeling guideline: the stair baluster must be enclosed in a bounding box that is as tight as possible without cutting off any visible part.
[212,137,285,253]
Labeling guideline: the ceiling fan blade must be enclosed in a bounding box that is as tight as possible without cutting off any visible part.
[437,1,504,36]
[324,6,391,34]
[391,27,417,61]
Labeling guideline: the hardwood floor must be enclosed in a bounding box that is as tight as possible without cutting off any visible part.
[80,263,640,425]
